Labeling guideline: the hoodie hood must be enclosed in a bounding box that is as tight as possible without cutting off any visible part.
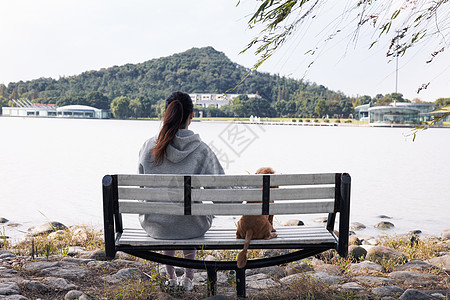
[165,129,202,163]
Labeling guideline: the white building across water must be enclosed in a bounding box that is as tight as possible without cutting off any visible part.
[189,93,261,108]
[2,100,111,119]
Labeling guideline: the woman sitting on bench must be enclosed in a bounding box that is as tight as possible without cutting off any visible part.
[137,91,224,291]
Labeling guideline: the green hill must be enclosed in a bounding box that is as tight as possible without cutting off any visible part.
[0,47,356,118]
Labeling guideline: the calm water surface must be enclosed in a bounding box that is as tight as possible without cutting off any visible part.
[1,117,449,240]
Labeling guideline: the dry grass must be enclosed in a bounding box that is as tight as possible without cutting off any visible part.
[5,225,104,257]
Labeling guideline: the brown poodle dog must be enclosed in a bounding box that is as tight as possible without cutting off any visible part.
[236,167,278,268]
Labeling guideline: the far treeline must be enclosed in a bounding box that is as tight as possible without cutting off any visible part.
[1,47,449,119]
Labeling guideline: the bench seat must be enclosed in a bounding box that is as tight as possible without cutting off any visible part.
[117,226,338,250]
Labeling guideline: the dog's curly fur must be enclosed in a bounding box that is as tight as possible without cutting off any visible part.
[236,167,278,268]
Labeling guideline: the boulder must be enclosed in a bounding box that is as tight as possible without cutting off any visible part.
[349,260,385,275]
[441,229,450,240]
[0,217,8,224]
[394,260,439,272]
[374,221,395,229]
[348,243,365,259]
[102,268,145,284]
[371,285,404,297]
[285,261,313,275]
[310,272,343,285]
[354,275,395,285]
[398,289,434,300]
[340,282,364,291]
[282,219,304,226]
[314,264,343,275]
[388,271,438,285]
[366,246,407,264]
[427,254,450,271]
[409,230,422,235]
[28,221,67,236]
[0,282,20,295]
[24,280,51,293]
[377,215,392,219]
[43,277,77,291]
[350,222,366,231]
[246,273,280,289]
[247,266,285,279]
[65,290,90,300]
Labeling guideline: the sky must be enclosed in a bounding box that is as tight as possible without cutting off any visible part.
[1,0,449,102]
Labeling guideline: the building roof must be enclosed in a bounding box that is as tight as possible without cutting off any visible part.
[56,105,101,111]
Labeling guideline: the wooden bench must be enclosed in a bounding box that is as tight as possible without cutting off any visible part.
[102,173,351,298]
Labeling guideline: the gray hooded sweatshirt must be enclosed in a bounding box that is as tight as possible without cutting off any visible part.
[138,129,224,239]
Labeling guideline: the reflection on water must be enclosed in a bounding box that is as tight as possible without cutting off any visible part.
[1,117,449,240]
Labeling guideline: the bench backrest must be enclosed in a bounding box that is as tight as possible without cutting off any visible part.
[108,173,346,217]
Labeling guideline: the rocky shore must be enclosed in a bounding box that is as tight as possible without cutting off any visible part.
[0,218,449,299]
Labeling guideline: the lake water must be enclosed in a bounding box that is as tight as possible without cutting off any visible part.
[1,117,449,241]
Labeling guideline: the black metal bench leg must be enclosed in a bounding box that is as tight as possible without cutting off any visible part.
[236,268,246,298]
[207,268,217,296]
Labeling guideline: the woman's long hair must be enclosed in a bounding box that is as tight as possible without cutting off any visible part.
[152,91,193,164]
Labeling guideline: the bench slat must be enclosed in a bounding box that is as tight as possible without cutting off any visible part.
[118,186,334,202]
[117,173,336,188]
[118,200,335,215]
[117,226,336,246]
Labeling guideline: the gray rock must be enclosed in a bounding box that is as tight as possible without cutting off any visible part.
[340,282,363,291]
[103,268,145,284]
[279,273,306,285]
[65,290,90,300]
[246,266,285,278]
[314,264,342,275]
[282,219,304,226]
[354,275,395,285]
[0,253,15,259]
[67,246,86,256]
[388,271,438,284]
[398,289,434,299]
[79,250,106,261]
[348,245,367,261]
[366,246,407,264]
[43,277,77,291]
[350,222,366,231]
[23,280,51,293]
[310,272,343,285]
[23,261,62,271]
[246,273,280,289]
[0,282,20,295]
[194,271,228,285]
[377,215,392,219]
[441,229,450,240]
[0,218,8,224]
[40,266,89,280]
[86,260,116,270]
[62,257,94,265]
[427,254,450,271]
[374,221,395,229]
[0,269,18,278]
[394,260,439,272]
[27,221,67,236]
[113,259,143,267]
[349,260,385,275]
[285,261,313,275]
[371,285,404,297]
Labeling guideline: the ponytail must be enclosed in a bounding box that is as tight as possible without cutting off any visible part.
[151,91,193,165]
